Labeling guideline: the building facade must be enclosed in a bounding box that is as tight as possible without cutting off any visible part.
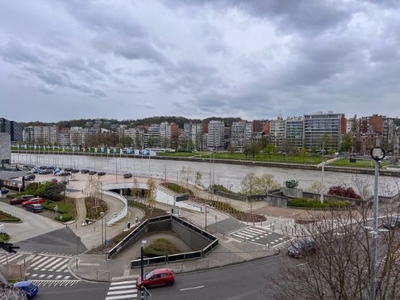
[303,112,346,150]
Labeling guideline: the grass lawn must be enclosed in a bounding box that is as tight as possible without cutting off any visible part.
[329,158,389,169]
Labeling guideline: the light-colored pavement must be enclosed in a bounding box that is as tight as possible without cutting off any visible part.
[6,171,299,282]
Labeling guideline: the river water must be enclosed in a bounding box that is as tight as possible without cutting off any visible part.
[11,153,400,196]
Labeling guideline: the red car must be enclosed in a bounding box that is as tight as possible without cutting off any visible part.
[22,197,45,207]
[136,268,175,289]
[10,195,35,205]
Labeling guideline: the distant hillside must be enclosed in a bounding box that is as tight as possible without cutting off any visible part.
[19,116,246,129]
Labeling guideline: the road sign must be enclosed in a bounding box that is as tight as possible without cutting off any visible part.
[175,194,189,202]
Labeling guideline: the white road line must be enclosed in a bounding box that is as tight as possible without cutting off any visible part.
[180,285,204,291]
[105,295,136,300]
[45,257,64,269]
[51,258,70,271]
[107,289,137,295]
[109,284,136,290]
[30,256,48,267]
[111,281,135,286]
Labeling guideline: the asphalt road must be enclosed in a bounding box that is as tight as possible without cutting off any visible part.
[35,281,109,300]
[148,255,278,300]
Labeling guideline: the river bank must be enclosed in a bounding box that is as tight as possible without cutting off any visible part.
[11,151,400,178]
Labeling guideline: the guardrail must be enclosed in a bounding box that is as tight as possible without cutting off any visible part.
[107,215,218,263]
[100,186,128,226]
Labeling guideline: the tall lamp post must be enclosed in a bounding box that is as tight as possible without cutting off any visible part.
[369,146,385,300]
[100,212,104,247]
[141,240,147,300]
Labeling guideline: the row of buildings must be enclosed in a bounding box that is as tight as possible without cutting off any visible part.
[1,112,399,155]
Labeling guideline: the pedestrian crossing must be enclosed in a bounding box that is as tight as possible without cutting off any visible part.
[105,280,138,300]
[26,253,73,280]
[229,226,291,247]
[0,251,76,281]
[31,279,80,287]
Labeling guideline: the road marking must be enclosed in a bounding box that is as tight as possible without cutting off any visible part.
[180,285,204,291]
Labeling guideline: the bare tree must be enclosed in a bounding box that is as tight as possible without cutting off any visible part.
[146,178,157,213]
[131,177,140,201]
[266,205,400,300]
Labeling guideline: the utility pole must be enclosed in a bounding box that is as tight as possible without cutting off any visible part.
[320,142,325,203]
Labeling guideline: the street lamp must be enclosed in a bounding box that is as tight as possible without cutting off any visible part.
[141,240,147,300]
[369,146,385,300]
[100,212,104,247]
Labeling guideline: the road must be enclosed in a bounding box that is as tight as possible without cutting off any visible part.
[35,281,109,300]
[149,255,278,300]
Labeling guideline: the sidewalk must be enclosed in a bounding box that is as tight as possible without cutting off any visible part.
[64,174,293,282]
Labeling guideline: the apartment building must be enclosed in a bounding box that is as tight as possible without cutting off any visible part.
[32,125,58,145]
[303,112,346,150]
[0,118,22,141]
[270,118,286,149]
[285,117,304,150]
[0,132,11,165]
[207,120,225,150]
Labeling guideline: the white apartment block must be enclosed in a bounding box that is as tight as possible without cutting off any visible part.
[207,120,225,150]
[285,117,304,150]
[270,118,286,149]
[32,125,58,144]
[303,111,345,150]
[230,121,246,149]
[191,123,203,150]
[159,122,172,147]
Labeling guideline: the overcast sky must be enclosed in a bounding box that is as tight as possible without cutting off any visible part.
[1,0,400,123]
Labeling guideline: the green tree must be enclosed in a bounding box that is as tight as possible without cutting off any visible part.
[264,143,277,159]
[254,174,280,194]
[300,147,307,162]
[240,172,258,196]
[341,133,353,152]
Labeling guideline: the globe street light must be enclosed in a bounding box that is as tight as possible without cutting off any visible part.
[369,146,385,300]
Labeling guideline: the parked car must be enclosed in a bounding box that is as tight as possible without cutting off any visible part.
[24,174,36,181]
[58,172,71,177]
[81,169,90,174]
[71,169,80,173]
[22,197,45,207]
[136,268,175,289]
[89,171,97,175]
[287,237,317,258]
[124,173,132,179]
[26,204,43,213]
[1,187,9,195]
[13,280,39,298]
[38,169,52,175]
[10,195,35,205]
[382,215,400,229]
[64,168,73,172]
[98,171,106,176]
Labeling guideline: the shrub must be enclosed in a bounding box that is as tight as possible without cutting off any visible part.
[288,198,351,208]
[163,183,192,194]
[0,211,21,222]
[328,185,361,199]
[0,232,10,241]
[143,238,181,257]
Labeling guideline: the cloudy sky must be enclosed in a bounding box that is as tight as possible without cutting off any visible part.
[1,0,400,123]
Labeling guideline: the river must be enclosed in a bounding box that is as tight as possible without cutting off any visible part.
[11,153,400,197]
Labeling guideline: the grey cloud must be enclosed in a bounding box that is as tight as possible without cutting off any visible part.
[0,40,43,65]
[129,69,161,77]
[58,0,148,38]
[93,89,106,97]
[166,0,350,35]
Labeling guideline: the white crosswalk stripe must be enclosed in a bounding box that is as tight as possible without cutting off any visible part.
[32,279,80,287]
[230,226,272,241]
[30,254,71,272]
[106,280,138,300]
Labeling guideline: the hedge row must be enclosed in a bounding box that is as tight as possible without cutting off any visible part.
[288,198,352,208]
